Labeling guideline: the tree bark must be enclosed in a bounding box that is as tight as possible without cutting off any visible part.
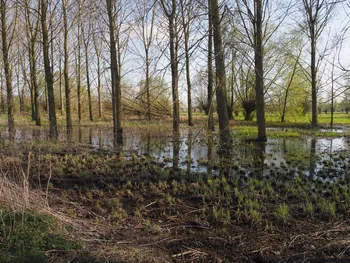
[180,0,193,126]
[207,0,214,131]
[76,15,82,123]
[0,71,5,114]
[160,0,180,133]
[83,26,93,121]
[94,43,102,118]
[41,0,58,138]
[310,28,318,127]
[210,0,231,145]
[145,48,151,120]
[0,0,15,137]
[62,0,72,134]
[59,40,63,116]
[254,0,267,141]
[106,0,123,142]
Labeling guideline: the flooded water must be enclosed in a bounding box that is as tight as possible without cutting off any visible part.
[1,126,349,179]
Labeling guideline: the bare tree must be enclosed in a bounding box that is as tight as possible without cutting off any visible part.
[301,0,339,127]
[160,0,180,133]
[40,0,58,138]
[0,0,17,137]
[92,24,103,119]
[210,0,231,145]
[24,0,41,126]
[180,0,194,126]
[236,0,290,140]
[62,0,72,134]
[75,0,82,123]
[207,0,215,131]
[82,20,93,121]
[106,0,123,142]
[0,65,4,114]
[132,0,156,121]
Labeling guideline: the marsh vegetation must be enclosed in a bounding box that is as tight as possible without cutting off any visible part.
[1,0,350,261]
[0,113,349,262]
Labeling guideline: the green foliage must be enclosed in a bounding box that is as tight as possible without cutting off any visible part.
[320,199,336,218]
[302,200,314,217]
[275,203,289,221]
[232,126,342,139]
[0,209,80,263]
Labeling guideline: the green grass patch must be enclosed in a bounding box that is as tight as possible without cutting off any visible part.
[0,209,80,263]
[232,126,342,138]
[234,112,350,126]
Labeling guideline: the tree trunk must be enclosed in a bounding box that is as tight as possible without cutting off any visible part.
[83,27,93,121]
[62,0,72,134]
[180,0,193,126]
[281,54,300,123]
[254,0,267,141]
[29,39,41,126]
[21,52,36,120]
[16,57,24,113]
[207,0,214,131]
[210,0,231,145]
[330,57,335,130]
[145,48,151,120]
[41,0,58,138]
[169,15,180,133]
[311,28,318,127]
[25,0,40,125]
[0,72,5,114]
[97,54,102,118]
[160,0,180,133]
[76,19,82,123]
[29,77,35,120]
[229,52,235,120]
[0,0,15,137]
[59,42,63,116]
[106,0,123,142]
[93,33,103,119]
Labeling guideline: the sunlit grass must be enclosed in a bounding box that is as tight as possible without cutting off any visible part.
[232,125,342,138]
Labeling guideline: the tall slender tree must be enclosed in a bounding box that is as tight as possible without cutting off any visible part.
[76,1,82,123]
[82,24,93,121]
[301,0,339,128]
[93,26,103,119]
[210,0,231,144]
[0,0,16,137]
[180,0,193,126]
[106,0,123,142]
[207,0,214,131]
[62,0,72,134]
[133,0,156,121]
[160,0,180,133]
[24,0,41,125]
[40,0,58,138]
[254,0,266,141]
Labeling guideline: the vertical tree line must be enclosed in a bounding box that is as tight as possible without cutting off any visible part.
[0,0,346,145]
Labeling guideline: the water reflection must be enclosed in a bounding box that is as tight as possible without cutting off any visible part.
[0,126,349,179]
[172,132,180,170]
[309,138,316,177]
[254,142,266,172]
[207,133,213,177]
[187,130,192,175]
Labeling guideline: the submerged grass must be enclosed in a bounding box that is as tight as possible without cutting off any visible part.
[233,125,342,138]
[0,121,349,262]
